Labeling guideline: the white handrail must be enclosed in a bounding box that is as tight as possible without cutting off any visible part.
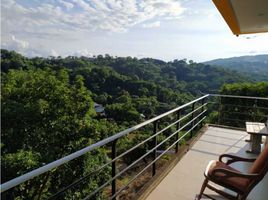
[209,94,268,100]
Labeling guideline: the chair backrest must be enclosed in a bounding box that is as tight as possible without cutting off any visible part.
[249,145,268,176]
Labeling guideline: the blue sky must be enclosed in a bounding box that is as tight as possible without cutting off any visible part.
[2,0,268,62]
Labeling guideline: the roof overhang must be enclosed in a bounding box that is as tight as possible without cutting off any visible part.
[213,0,268,35]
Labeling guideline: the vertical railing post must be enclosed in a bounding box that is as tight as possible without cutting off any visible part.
[175,110,181,153]
[111,140,117,200]
[152,121,158,176]
[190,102,195,138]
[218,96,222,125]
[201,98,205,127]
[253,99,257,122]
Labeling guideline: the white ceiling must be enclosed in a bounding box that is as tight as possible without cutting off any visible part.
[230,0,268,33]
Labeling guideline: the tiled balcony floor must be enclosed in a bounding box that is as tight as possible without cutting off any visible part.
[145,126,268,200]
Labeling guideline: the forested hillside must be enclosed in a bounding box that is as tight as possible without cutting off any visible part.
[203,54,268,81]
[1,49,254,199]
[2,49,248,96]
[1,49,249,126]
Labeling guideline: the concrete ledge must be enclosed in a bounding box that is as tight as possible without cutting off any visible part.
[208,123,246,131]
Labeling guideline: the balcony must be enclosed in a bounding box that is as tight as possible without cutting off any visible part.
[1,94,268,200]
[145,126,268,200]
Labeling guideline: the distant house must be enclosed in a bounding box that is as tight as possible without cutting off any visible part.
[140,113,145,119]
[94,103,105,116]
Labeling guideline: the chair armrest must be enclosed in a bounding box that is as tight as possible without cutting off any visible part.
[219,154,256,165]
[211,168,259,179]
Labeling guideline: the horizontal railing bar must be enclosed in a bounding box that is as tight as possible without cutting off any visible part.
[154,103,207,137]
[209,94,268,100]
[111,104,207,164]
[208,102,268,110]
[109,116,206,200]
[48,175,89,199]
[84,109,207,199]
[221,111,267,117]
[225,105,268,111]
[0,94,209,193]
[221,117,266,123]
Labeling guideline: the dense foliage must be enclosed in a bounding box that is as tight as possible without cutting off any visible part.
[217,82,268,127]
[1,68,115,199]
[1,49,257,199]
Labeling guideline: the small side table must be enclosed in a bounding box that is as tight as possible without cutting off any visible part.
[246,122,268,154]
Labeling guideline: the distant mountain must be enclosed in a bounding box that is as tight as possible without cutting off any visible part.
[203,55,268,81]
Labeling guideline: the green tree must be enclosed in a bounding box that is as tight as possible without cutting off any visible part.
[217,82,268,127]
[1,69,110,199]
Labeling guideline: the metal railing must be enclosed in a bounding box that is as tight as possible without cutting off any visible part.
[209,94,268,128]
[1,95,208,199]
[1,94,268,199]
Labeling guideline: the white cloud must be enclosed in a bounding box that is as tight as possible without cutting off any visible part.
[58,0,74,10]
[50,49,59,57]
[6,0,265,62]
[71,49,93,57]
[142,21,161,28]
[2,35,59,57]
[72,0,95,12]
[2,35,29,53]
[2,0,185,34]
[11,35,29,49]
[1,0,186,57]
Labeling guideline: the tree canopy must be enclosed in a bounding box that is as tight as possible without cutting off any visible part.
[1,49,264,199]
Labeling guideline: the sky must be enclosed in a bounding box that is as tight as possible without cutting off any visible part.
[1,0,268,62]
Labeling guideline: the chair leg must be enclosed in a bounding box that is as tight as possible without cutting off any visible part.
[197,177,209,200]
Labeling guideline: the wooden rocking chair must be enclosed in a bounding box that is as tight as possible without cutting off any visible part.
[197,144,268,200]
